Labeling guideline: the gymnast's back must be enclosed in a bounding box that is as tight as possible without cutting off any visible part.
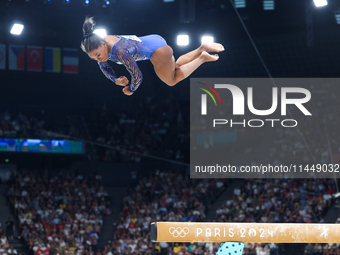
[107,34,167,63]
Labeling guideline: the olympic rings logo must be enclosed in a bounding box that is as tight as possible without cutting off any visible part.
[169,227,190,237]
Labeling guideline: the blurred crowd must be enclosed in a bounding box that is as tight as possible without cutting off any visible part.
[85,97,189,163]
[304,243,340,255]
[107,170,228,255]
[2,169,339,255]
[0,221,20,255]
[216,179,335,223]
[0,110,66,140]
[6,170,110,255]
[0,95,190,164]
[3,168,229,255]
[1,82,340,167]
[265,83,340,166]
[214,178,337,255]
[1,84,340,255]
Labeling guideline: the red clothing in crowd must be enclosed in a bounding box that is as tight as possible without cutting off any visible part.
[36,248,43,255]
[56,223,64,230]
[128,223,136,228]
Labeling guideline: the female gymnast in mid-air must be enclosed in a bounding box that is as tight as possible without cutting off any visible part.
[80,17,224,96]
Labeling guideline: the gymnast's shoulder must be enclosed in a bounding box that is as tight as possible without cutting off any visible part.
[104,35,120,48]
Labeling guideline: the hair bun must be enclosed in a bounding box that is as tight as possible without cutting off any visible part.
[82,16,96,36]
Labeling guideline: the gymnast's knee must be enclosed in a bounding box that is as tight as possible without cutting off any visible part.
[166,80,178,86]
[166,66,182,86]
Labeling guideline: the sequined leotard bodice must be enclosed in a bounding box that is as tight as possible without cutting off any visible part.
[98,35,167,92]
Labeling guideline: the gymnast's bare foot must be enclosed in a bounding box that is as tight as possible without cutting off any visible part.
[201,42,225,52]
[199,51,219,62]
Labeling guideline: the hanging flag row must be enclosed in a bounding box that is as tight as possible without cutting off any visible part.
[0,44,79,74]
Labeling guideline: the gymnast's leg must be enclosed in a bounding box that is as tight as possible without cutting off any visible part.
[150,43,223,86]
[175,41,224,66]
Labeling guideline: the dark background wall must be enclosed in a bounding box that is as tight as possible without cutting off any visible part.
[1,0,340,114]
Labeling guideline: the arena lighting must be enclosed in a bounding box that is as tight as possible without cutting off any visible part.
[10,24,24,35]
[102,0,110,6]
[201,36,214,44]
[93,29,107,38]
[163,0,175,2]
[335,10,340,24]
[263,0,274,10]
[177,35,189,46]
[234,0,246,8]
[313,0,327,7]
[83,0,89,6]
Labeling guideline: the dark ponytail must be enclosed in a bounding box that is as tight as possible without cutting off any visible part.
[80,16,103,53]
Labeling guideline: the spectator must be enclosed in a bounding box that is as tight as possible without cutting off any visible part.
[6,217,15,241]
[7,170,111,255]
[7,246,17,255]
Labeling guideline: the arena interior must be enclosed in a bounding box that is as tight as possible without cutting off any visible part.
[0,0,340,254]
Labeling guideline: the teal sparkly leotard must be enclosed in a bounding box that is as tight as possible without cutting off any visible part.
[98,34,167,93]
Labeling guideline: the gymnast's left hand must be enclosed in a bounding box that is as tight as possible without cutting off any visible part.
[123,86,133,96]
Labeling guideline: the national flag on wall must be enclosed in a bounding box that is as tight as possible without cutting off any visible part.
[63,48,78,74]
[0,45,5,70]
[45,47,61,73]
[9,45,25,70]
[27,46,43,71]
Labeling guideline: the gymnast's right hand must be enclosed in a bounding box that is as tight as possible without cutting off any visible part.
[115,76,129,86]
